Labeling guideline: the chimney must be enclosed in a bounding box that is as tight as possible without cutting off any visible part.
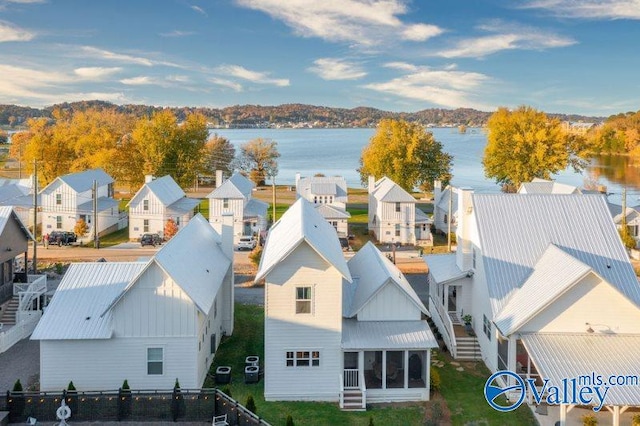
[216,170,224,188]
[433,180,442,206]
[145,175,154,183]
[220,212,235,336]
[368,175,376,194]
[455,187,474,271]
[295,173,301,186]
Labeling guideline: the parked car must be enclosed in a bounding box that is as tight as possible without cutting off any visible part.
[339,237,351,251]
[140,233,162,247]
[237,236,257,251]
[49,231,77,246]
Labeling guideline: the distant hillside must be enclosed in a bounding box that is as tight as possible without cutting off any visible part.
[0,101,604,128]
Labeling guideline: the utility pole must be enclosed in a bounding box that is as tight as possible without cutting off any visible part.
[32,161,38,274]
[271,176,276,225]
[93,180,99,249]
[447,188,453,252]
[622,187,627,228]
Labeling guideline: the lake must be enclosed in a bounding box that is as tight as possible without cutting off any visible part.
[212,128,639,205]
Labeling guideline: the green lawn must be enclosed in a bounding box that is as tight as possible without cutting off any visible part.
[346,206,368,224]
[208,304,536,426]
[84,226,129,248]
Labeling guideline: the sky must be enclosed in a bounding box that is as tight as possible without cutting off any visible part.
[0,0,639,116]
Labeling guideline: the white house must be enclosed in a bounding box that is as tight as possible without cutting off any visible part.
[295,174,351,236]
[432,181,457,236]
[257,199,436,409]
[368,176,432,246]
[425,192,640,425]
[40,168,121,237]
[608,202,640,247]
[207,171,268,242]
[128,175,201,240]
[517,178,582,194]
[0,178,37,228]
[32,214,235,391]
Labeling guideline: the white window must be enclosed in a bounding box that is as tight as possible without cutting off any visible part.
[176,217,181,226]
[143,199,149,211]
[286,350,320,367]
[395,224,401,237]
[56,216,62,229]
[143,219,149,232]
[56,193,62,205]
[295,286,312,314]
[395,202,401,212]
[147,348,163,375]
[223,198,229,209]
[483,314,491,339]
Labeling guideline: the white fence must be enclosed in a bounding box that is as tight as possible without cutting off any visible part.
[0,314,40,354]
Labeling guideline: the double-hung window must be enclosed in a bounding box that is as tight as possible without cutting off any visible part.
[286,350,320,367]
[483,314,492,339]
[295,286,312,314]
[147,348,163,375]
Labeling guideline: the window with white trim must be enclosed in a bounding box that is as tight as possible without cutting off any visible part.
[143,199,149,211]
[395,224,401,237]
[295,286,312,314]
[223,198,229,209]
[395,202,401,212]
[147,347,163,375]
[56,193,62,205]
[143,219,149,232]
[56,216,62,229]
[483,314,491,339]
[286,350,320,367]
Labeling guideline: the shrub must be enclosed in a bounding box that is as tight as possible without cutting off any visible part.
[12,379,23,392]
[10,379,25,421]
[164,218,178,240]
[582,414,598,426]
[286,415,294,426]
[619,226,636,250]
[55,262,63,275]
[122,379,130,390]
[67,381,76,391]
[249,246,263,267]
[171,378,185,421]
[632,414,640,426]
[430,366,441,392]
[368,416,374,426]
[221,386,232,398]
[245,394,256,414]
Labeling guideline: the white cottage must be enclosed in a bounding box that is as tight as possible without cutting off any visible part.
[40,168,121,237]
[258,199,436,409]
[32,214,234,391]
[0,178,37,228]
[128,175,200,240]
[368,176,431,245]
[432,181,457,236]
[295,174,351,236]
[207,172,268,242]
[608,202,640,247]
[425,192,640,425]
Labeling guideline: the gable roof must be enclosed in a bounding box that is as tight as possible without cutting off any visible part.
[255,198,351,282]
[473,194,640,315]
[608,202,640,224]
[436,186,458,212]
[105,214,230,315]
[130,175,186,207]
[207,172,254,199]
[297,176,348,198]
[31,262,146,340]
[517,178,581,194]
[344,241,427,317]
[0,205,34,240]
[314,204,351,220]
[42,168,113,194]
[493,244,594,336]
[371,176,415,203]
[244,198,269,218]
[423,253,469,284]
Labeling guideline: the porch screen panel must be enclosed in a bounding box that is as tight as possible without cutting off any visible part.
[386,351,404,388]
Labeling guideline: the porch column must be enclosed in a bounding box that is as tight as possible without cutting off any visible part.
[443,284,448,307]
[359,351,364,387]
[612,406,620,426]
[382,351,387,389]
[526,355,532,405]
[404,351,409,389]
[507,335,517,390]
[559,404,567,426]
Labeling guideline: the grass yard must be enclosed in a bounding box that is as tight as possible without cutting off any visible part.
[207,304,536,426]
[84,226,129,248]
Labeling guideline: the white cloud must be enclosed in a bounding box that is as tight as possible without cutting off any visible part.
[215,64,289,86]
[523,0,640,19]
[79,46,154,66]
[167,74,190,83]
[363,64,492,110]
[74,67,122,80]
[159,30,195,37]
[191,5,207,16]
[0,20,35,42]
[234,0,443,46]
[208,77,243,92]
[120,76,156,85]
[436,21,576,58]
[308,58,367,80]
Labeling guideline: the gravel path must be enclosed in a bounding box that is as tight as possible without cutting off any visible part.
[0,337,40,394]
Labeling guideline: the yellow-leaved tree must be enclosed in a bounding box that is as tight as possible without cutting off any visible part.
[358,119,452,192]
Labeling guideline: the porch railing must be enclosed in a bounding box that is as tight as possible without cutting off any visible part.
[343,369,359,389]
[15,274,47,312]
[359,369,366,410]
[0,315,40,354]
[430,295,457,358]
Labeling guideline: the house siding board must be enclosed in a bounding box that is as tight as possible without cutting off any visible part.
[0,208,29,264]
[357,283,421,321]
[39,337,197,391]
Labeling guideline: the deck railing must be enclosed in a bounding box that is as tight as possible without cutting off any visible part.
[15,274,47,312]
[343,369,359,389]
[431,295,457,358]
[0,315,40,354]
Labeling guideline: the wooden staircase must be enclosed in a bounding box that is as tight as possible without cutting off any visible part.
[0,296,19,325]
[341,389,365,411]
[456,336,482,360]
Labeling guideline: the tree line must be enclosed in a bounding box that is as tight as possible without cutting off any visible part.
[9,108,279,190]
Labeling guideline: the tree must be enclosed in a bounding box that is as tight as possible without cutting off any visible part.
[74,219,88,239]
[358,119,452,192]
[0,129,7,144]
[483,106,588,191]
[164,218,178,240]
[237,138,280,186]
[202,134,235,177]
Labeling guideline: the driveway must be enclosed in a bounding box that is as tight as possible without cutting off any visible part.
[0,337,39,393]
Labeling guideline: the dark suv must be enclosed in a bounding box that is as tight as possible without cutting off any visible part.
[49,231,77,246]
[140,233,162,247]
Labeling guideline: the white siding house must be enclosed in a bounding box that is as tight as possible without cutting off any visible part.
[432,181,457,236]
[0,178,38,228]
[128,175,201,240]
[608,202,640,247]
[32,214,234,391]
[425,192,640,425]
[40,169,120,237]
[258,199,436,408]
[295,174,351,236]
[207,172,268,242]
[368,176,431,245]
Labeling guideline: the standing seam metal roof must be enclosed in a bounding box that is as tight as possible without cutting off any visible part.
[341,319,438,349]
[0,205,34,240]
[43,168,113,193]
[371,177,415,203]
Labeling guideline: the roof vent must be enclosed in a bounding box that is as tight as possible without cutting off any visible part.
[85,316,91,320]
[206,269,210,273]
[606,264,611,269]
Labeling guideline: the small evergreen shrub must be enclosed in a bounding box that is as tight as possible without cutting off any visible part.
[245,394,256,414]
[430,366,441,392]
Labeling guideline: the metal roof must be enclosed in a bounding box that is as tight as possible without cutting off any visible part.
[0,205,34,241]
[0,183,28,203]
[342,319,438,350]
[371,177,415,203]
[314,204,351,220]
[77,197,119,213]
[244,198,269,218]
[494,245,593,336]
[436,186,458,211]
[42,168,113,194]
[345,241,427,317]
[255,198,352,283]
[297,176,347,198]
[473,194,640,315]
[518,179,581,195]
[206,178,245,199]
[521,333,640,407]
[423,254,469,284]
[607,202,640,225]
[130,175,186,207]
[167,197,201,215]
[31,262,146,340]
[415,207,431,223]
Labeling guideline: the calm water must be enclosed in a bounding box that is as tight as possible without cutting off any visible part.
[212,128,638,204]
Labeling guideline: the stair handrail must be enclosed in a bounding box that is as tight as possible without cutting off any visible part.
[339,373,344,409]
[358,369,366,409]
[17,275,47,312]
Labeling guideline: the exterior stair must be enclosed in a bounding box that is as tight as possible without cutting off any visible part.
[448,311,461,325]
[341,390,366,411]
[0,296,19,325]
[456,336,482,360]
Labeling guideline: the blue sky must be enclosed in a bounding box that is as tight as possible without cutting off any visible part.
[0,0,639,116]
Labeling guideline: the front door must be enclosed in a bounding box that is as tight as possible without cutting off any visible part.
[343,352,359,389]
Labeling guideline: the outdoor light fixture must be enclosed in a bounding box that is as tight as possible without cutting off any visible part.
[586,324,594,334]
